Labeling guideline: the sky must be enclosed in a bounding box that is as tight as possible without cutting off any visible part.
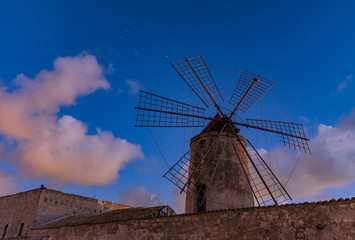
[0,1,354,213]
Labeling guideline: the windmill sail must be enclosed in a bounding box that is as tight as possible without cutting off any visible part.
[229,70,275,114]
[163,131,226,197]
[171,56,224,107]
[242,139,291,206]
[135,90,206,127]
[245,119,311,154]
[163,150,191,194]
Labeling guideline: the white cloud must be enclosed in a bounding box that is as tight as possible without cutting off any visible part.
[172,188,185,213]
[331,74,354,95]
[118,187,186,213]
[336,74,353,92]
[261,110,355,199]
[118,187,164,207]
[106,63,115,75]
[125,79,143,94]
[0,170,18,197]
[298,115,309,124]
[0,53,143,185]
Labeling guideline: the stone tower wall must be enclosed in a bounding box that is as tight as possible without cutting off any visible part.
[186,131,254,213]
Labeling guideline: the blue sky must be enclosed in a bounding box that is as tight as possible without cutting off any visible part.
[0,1,354,212]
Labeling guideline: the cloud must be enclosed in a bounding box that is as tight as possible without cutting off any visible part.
[0,170,18,197]
[331,74,353,95]
[118,187,164,207]
[298,115,309,124]
[336,74,353,92]
[172,188,185,213]
[125,79,143,94]
[0,53,143,185]
[260,110,355,199]
[118,187,186,213]
[105,63,115,75]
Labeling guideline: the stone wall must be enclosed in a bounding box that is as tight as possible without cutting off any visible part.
[34,189,130,227]
[0,189,41,238]
[30,198,355,240]
[0,188,130,239]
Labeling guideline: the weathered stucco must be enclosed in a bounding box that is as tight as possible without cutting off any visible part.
[186,130,254,213]
[1,188,354,240]
[0,187,130,239]
[31,198,355,240]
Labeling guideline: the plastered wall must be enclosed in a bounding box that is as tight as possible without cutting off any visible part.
[0,188,129,239]
[30,198,355,240]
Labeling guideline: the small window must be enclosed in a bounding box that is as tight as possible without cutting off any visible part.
[199,140,206,149]
[18,223,24,237]
[2,224,8,238]
[195,183,206,213]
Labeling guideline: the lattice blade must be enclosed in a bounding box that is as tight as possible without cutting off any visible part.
[135,91,205,127]
[171,56,223,107]
[229,70,275,113]
[163,150,191,193]
[244,139,291,206]
[163,136,226,196]
[246,119,311,154]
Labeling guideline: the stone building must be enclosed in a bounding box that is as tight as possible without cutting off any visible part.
[186,128,254,213]
[1,186,354,239]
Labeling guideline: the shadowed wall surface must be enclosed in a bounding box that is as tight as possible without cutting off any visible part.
[32,198,355,240]
[0,188,130,239]
[1,188,354,240]
[186,131,254,213]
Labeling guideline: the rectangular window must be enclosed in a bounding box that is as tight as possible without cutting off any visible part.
[196,183,206,213]
[2,224,8,238]
[18,223,24,237]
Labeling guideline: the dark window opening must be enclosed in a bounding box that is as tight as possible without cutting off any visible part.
[195,183,206,213]
[2,224,8,238]
[18,223,24,237]
[199,140,206,149]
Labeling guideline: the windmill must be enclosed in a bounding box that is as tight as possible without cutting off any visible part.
[135,56,310,213]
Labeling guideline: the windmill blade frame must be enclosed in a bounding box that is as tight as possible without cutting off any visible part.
[229,70,275,118]
[135,90,207,127]
[171,56,224,109]
[245,119,311,154]
[226,122,291,206]
[243,139,291,206]
[162,150,191,193]
[163,122,229,195]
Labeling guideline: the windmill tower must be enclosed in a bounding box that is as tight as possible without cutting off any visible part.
[135,56,311,213]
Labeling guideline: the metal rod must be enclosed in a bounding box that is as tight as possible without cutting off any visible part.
[228,75,260,120]
[243,81,276,113]
[232,121,310,141]
[200,56,224,102]
[229,132,261,206]
[140,90,205,110]
[246,118,303,126]
[135,107,211,121]
[185,57,225,117]
[229,122,278,205]
[163,150,190,178]
[170,63,209,108]
[246,139,292,200]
